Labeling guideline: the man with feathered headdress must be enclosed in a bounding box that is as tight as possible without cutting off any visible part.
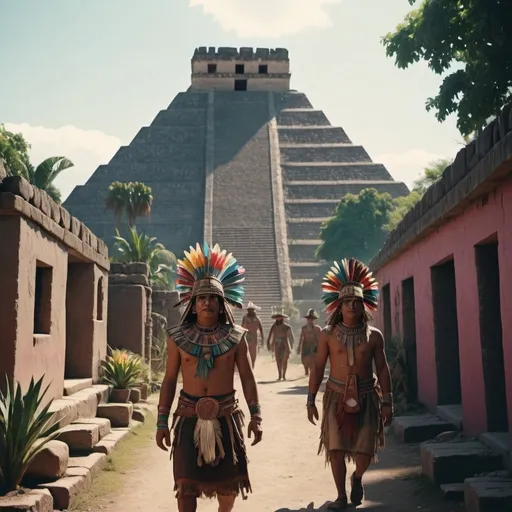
[241,301,264,368]
[155,243,263,512]
[307,258,393,510]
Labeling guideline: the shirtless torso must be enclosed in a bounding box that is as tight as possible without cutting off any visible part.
[241,313,264,368]
[267,320,294,380]
[298,324,321,376]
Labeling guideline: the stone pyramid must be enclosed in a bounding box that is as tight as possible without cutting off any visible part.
[64,47,408,331]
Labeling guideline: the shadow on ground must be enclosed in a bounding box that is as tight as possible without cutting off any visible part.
[274,436,464,512]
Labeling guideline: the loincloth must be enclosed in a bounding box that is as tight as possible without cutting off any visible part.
[170,391,251,499]
[246,332,257,344]
[274,337,291,357]
[301,343,317,357]
[319,376,384,463]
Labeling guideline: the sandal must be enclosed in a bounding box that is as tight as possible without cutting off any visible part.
[350,473,364,506]
[327,496,348,510]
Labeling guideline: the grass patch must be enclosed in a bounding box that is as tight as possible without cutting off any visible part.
[69,412,155,511]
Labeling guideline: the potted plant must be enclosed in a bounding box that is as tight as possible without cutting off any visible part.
[0,376,60,496]
[101,350,143,403]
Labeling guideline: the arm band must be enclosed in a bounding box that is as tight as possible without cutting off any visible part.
[307,392,316,406]
[157,405,171,430]
[249,403,262,418]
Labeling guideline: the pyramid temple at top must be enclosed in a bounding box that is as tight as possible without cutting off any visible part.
[64,46,409,328]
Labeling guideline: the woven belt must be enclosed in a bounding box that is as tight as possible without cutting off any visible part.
[174,394,239,419]
[326,376,377,395]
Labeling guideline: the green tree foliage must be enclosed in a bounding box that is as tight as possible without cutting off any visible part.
[386,158,451,231]
[0,126,73,203]
[111,227,176,289]
[25,156,74,203]
[316,188,394,264]
[382,0,512,136]
[105,181,153,227]
[0,125,30,177]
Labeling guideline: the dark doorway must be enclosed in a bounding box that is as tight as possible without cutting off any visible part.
[234,79,247,91]
[207,64,217,73]
[475,238,508,432]
[34,262,53,335]
[382,284,392,343]
[235,64,245,74]
[402,277,418,402]
[431,259,462,405]
[259,64,268,74]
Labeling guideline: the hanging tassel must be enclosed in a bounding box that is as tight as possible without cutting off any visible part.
[193,418,225,467]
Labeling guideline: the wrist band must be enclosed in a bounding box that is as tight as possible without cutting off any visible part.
[249,403,261,416]
[307,392,316,406]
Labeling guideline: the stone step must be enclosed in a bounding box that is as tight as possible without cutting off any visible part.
[67,453,108,479]
[0,489,54,511]
[276,110,330,126]
[55,424,100,452]
[282,163,393,182]
[63,379,93,396]
[421,439,503,485]
[278,127,350,145]
[440,483,465,501]
[281,145,371,164]
[49,387,105,430]
[436,404,463,430]
[71,417,111,440]
[92,429,131,455]
[96,403,133,428]
[464,476,512,512]
[392,414,457,443]
[285,181,408,200]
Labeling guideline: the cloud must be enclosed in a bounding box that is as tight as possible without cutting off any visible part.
[376,148,458,188]
[4,123,121,202]
[189,0,343,38]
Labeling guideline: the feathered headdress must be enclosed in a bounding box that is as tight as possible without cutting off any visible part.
[321,258,379,326]
[174,242,245,325]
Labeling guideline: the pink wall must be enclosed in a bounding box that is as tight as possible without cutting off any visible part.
[374,178,512,437]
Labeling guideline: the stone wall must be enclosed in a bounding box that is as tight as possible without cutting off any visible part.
[107,263,152,361]
[370,103,512,272]
[152,290,181,328]
[0,176,109,401]
[193,46,289,61]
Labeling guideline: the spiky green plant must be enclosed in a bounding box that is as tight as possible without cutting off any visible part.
[385,334,410,414]
[101,350,143,390]
[0,376,59,495]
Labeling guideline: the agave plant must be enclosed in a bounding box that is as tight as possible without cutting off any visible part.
[0,376,59,495]
[101,350,143,390]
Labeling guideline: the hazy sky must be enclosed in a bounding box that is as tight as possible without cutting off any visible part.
[1,0,463,201]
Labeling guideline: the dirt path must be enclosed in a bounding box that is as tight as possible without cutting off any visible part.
[97,354,463,511]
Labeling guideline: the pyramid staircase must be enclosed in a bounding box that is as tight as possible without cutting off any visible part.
[210,91,282,335]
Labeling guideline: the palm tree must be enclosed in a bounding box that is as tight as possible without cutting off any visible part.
[23,156,74,203]
[105,181,153,228]
[111,227,176,289]
[105,182,130,228]
[126,182,153,227]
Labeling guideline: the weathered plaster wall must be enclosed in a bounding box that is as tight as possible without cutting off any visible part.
[107,285,147,357]
[15,218,68,401]
[65,263,108,381]
[192,60,289,74]
[375,181,512,436]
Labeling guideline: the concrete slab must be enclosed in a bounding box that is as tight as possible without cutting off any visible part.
[440,483,465,501]
[393,414,457,443]
[0,489,54,511]
[436,404,463,430]
[92,429,131,455]
[63,379,92,396]
[421,439,503,485]
[464,476,512,512]
[72,417,111,440]
[55,423,100,452]
[479,432,511,471]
